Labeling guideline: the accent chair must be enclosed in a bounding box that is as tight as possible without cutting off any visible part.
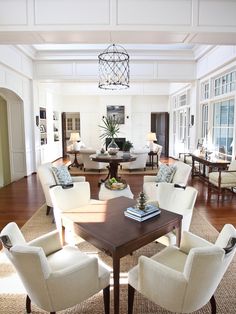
[0,222,110,314]
[37,162,86,215]
[128,224,236,314]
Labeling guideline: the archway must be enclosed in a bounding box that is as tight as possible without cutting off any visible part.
[0,88,26,186]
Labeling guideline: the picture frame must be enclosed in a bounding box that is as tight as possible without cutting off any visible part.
[107,105,125,124]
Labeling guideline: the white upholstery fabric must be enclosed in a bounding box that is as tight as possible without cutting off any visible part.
[145,182,198,246]
[0,222,110,313]
[122,149,149,170]
[79,149,108,171]
[209,159,236,189]
[49,182,104,231]
[128,225,236,313]
[98,183,134,200]
[143,161,191,202]
[37,162,86,208]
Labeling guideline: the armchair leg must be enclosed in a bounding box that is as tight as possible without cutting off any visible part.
[128,284,135,314]
[46,205,52,215]
[26,295,31,313]
[210,295,216,314]
[103,285,110,314]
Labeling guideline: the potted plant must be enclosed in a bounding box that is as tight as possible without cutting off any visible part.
[122,140,133,158]
[99,116,120,155]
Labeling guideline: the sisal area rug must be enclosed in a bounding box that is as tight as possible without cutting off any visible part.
[69,165,158,176]
[0,205,235,314]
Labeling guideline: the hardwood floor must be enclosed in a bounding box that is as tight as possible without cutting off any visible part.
[0,157,236,233]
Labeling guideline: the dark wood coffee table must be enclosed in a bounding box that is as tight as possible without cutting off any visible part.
[61,196,182,314]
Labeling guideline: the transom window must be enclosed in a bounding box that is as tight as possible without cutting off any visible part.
[214,71,236,96]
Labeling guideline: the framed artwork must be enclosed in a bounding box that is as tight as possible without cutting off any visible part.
[107,105,125,124]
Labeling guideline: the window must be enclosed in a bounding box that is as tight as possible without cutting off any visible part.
[66,118,73,131]
[202,82,209,100]
[213,99,234,157]
[202,104,208,141]
[214,71,236,96]
[179,94,187,106]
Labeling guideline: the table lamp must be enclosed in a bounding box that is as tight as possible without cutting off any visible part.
[69,132,80,150]
[147,132,157,151]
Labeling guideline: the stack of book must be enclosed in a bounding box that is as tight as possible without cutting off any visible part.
[124,204,161,222]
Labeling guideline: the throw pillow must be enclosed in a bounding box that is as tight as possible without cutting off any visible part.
[52,165,73,185]
[156,164,176,183]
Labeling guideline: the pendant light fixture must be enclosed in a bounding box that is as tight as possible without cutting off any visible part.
[98,44,130,90]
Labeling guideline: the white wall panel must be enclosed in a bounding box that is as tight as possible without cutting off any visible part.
[75,62,98,77]
[0,0,27,25]
[0,67,5,85]
[6,72,23,97]
[197,46,236,79]
[117,0,192,25]
[130,62,155,79]
[35,62,74,77]
[198,0,236,26]
[34,0,110,25]
[158,62,195,80]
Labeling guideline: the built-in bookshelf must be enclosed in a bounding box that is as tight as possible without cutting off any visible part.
[40,107,47,145]
[53,111,60,142]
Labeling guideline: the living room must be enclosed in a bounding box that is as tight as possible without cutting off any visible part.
[0,1,236,314]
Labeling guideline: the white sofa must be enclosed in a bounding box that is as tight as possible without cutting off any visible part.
[122,148,149,171]
[143,161,192,201]
[79,149,108,172]
[37,163,86,215]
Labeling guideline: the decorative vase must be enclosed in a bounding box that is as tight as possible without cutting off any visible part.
[107,138,119,155]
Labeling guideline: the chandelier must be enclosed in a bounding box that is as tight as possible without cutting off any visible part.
[98,44,130,90]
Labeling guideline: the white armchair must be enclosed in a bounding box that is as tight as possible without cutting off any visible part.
[147,182,198,246]
[143,161,192,201]
[37,163,86,215]
[0,222,110,314]
[128,224,236,314]
[122,149,149,171]
[79,149,108,172]
[49,182,104,232]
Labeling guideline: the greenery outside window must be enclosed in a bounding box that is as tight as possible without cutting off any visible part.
[213,99,234,157]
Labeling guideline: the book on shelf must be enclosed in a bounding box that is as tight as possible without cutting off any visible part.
[126,204,160,217]
[124,209,161,222]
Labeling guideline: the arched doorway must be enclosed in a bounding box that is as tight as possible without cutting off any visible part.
[0,88,26,186]
[0,95,10,186]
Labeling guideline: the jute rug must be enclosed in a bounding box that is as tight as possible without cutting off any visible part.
[69,166,157,176]
[0,206,235,314]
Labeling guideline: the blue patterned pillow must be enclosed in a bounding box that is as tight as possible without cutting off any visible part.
[156,164,176,183]
[52,165,73,185]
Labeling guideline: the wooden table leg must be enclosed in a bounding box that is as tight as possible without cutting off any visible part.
[113,253,120,314]
[175,221,182,247]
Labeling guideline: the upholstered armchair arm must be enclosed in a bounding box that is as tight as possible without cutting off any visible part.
[180,231,213,254]
[143,175,156,183]
[138,255,187,308]
[71,176,86,182]
[47,256,100,304]
[28,230,62,256]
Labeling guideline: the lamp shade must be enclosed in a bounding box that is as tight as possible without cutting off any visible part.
[69,132,80,142]
[147,132,157,141]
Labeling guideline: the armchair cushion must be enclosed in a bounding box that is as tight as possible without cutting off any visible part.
[156,164,176,183]
[52,165,73,185]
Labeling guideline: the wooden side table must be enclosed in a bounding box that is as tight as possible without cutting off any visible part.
[147,151,158,169]
[67,150,82,169]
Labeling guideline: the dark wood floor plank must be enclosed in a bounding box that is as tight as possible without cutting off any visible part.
[0,157,235,233]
